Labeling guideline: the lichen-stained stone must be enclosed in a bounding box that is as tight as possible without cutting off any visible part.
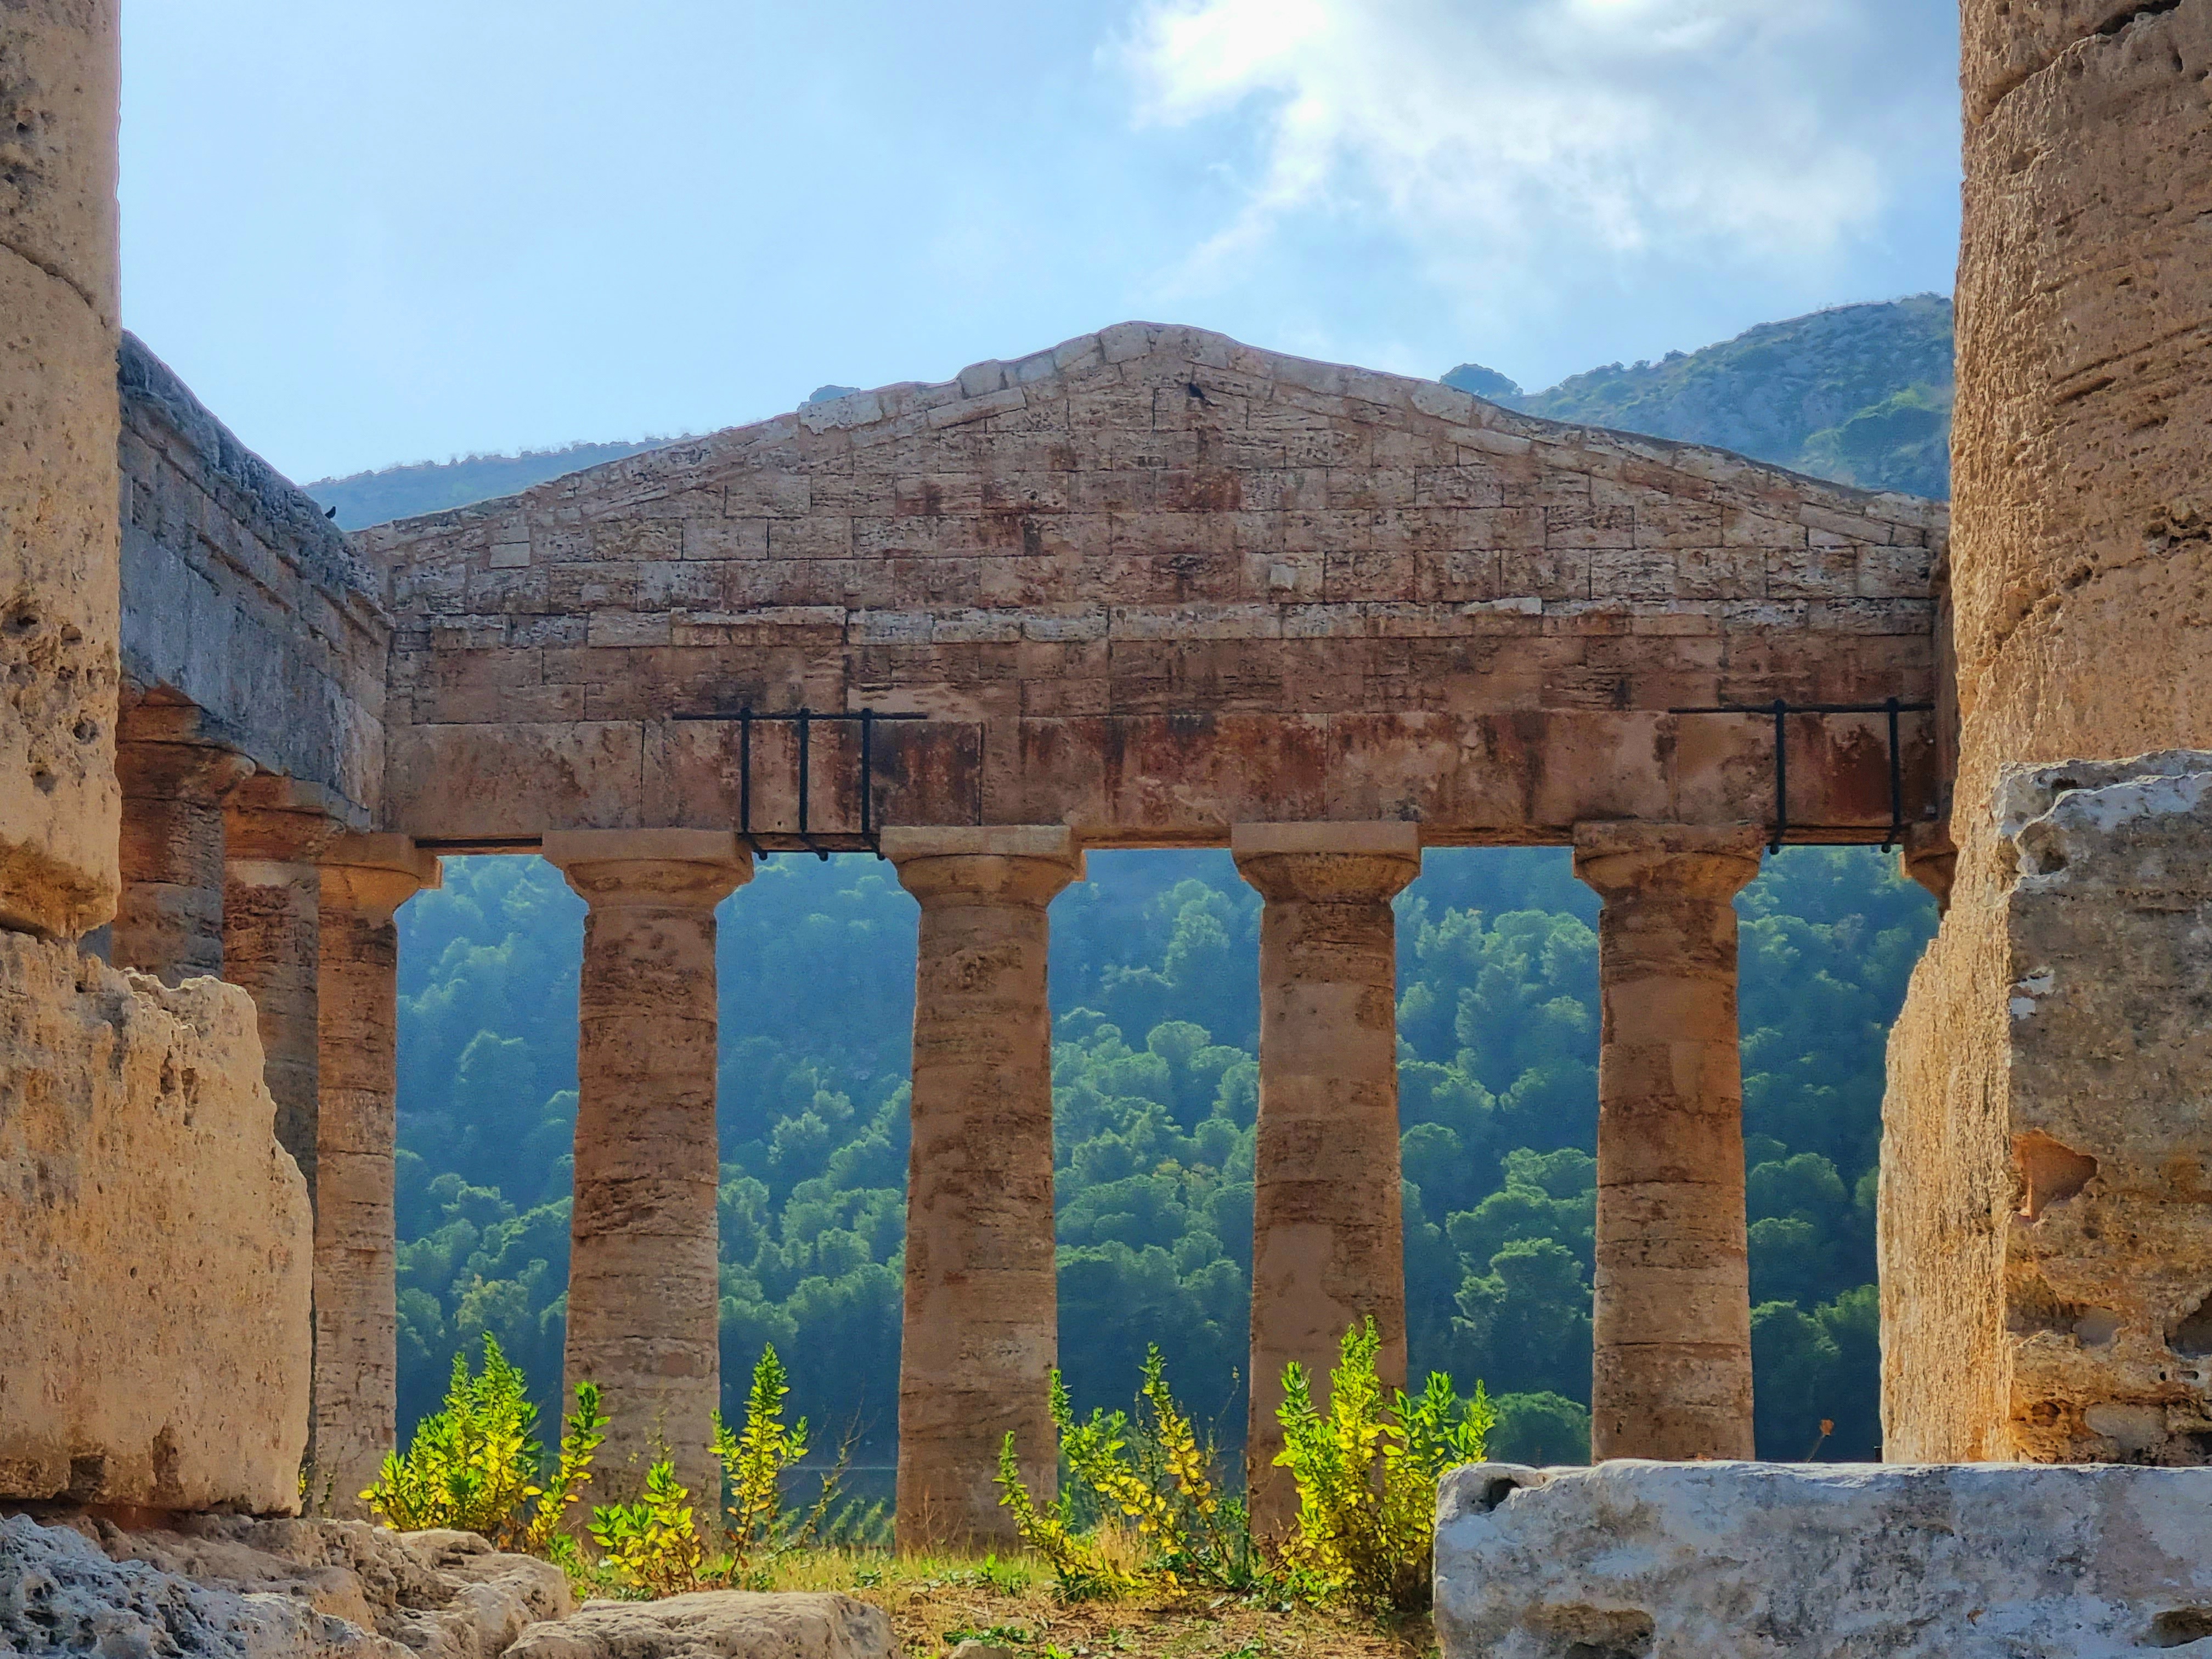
[1433,1460,2212,1659]
[1883,0,2212,1462]
[357,324,1948,850]
[0,0,123,937]
[1888,754,2212,1464]
[0,932,309,1510]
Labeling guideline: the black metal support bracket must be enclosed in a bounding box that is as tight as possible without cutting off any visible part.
[668,706,925,859]
[1667,698,1936,854]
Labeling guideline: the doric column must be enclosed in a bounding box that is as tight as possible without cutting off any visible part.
[225,774,345,1192]
[315,833,439,1515]
[881,825,1083,1553]
[113,700,254,982]
[1572,822,1764,1462]
[541,830,751,1506]
[1231,821,1420,1534]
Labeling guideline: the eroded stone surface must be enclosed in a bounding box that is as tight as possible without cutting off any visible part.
[0,932,309,1509]
[504,1592,893,1659]
[0,1512,568,1658]
[1233,821,1419,1531]
[1883,0,2212,1463]
[542,830,751,1506]
[1574,824,1764,1461]
[0,0,122,936]
[884,826,1081,1550]
[1434,1460,2212,1659]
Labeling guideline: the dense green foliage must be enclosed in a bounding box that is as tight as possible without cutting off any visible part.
[393,844,1932,1472]
[1446,294,1954,499]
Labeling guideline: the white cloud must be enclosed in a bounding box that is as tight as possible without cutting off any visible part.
[1120,0,1950,302]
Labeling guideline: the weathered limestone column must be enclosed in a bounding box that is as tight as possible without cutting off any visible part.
[1231,821,1420,1534]
[1572,822,1763,1462]
[1883,0,2212,1463]
[0,0,121,938]
[113,701,254,981]
[315,834,439,1514]
[225,774,344,1190]
[882,825,1082,1553]
[542,830,751,1506]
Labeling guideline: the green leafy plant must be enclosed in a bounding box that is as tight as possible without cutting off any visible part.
[363,1334,607,1551]
[589,1459,710,1598]
[999,1345,1274,1602]
[1274,1317,1494,1616]
[712,1341,811,1576]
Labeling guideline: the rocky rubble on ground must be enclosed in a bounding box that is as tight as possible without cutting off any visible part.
[0,1511,566,1657]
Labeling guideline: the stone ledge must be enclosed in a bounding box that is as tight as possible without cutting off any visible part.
[1435,1460,2212,1658]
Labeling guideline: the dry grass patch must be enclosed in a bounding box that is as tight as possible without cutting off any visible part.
[758,1551,1434,1659]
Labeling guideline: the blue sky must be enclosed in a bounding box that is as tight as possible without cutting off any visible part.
[121,0,1960,484]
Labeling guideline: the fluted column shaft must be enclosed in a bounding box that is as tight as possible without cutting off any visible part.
[543,830,750,1507]
[224,774,343,1197]
[1573,822,1764,1461]
[315,834,439,1515]
[883,826,1082,1554]
[1232,822,1420,1535]
[114,701,253,981]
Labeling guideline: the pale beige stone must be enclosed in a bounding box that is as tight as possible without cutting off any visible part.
[1573,822,1764,1461]
[1232,821,1419,1532]
[0,0,122,937]
[1434,1460,2212,1659]
[314,834,439,1516]
[1883,0,2212,1462]
[0,932,308,1509]
[541,830,751,1507]
[505,1590,893,1659]
[883,825,1081,1552]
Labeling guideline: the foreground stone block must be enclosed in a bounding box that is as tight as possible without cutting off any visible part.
[0,932,310,1509]
[1435,1460,2212,1658]
[505,1591,894,1659]
[0,1512,567,1658]
[1883,753,2212,1461]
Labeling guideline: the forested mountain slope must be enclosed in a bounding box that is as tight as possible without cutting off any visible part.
[394,847,1932,1470]
[1445,295,1954,499]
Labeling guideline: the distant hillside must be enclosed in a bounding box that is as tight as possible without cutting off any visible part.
[1444,295,1953,499]
[306,439,674,530]
[309,298,1953,528]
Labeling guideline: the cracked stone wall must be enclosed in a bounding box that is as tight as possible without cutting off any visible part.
[1881,0,2212,1459]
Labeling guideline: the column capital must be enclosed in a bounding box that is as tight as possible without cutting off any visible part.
[227,774,351,866]
[1572,821,1764,902]
[1899,820,1956,911]
[1230,820,1421,904]
[541,828,751,910]
[882,825,1084,909]
[320,834,442,926]
[115,736,256,806]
